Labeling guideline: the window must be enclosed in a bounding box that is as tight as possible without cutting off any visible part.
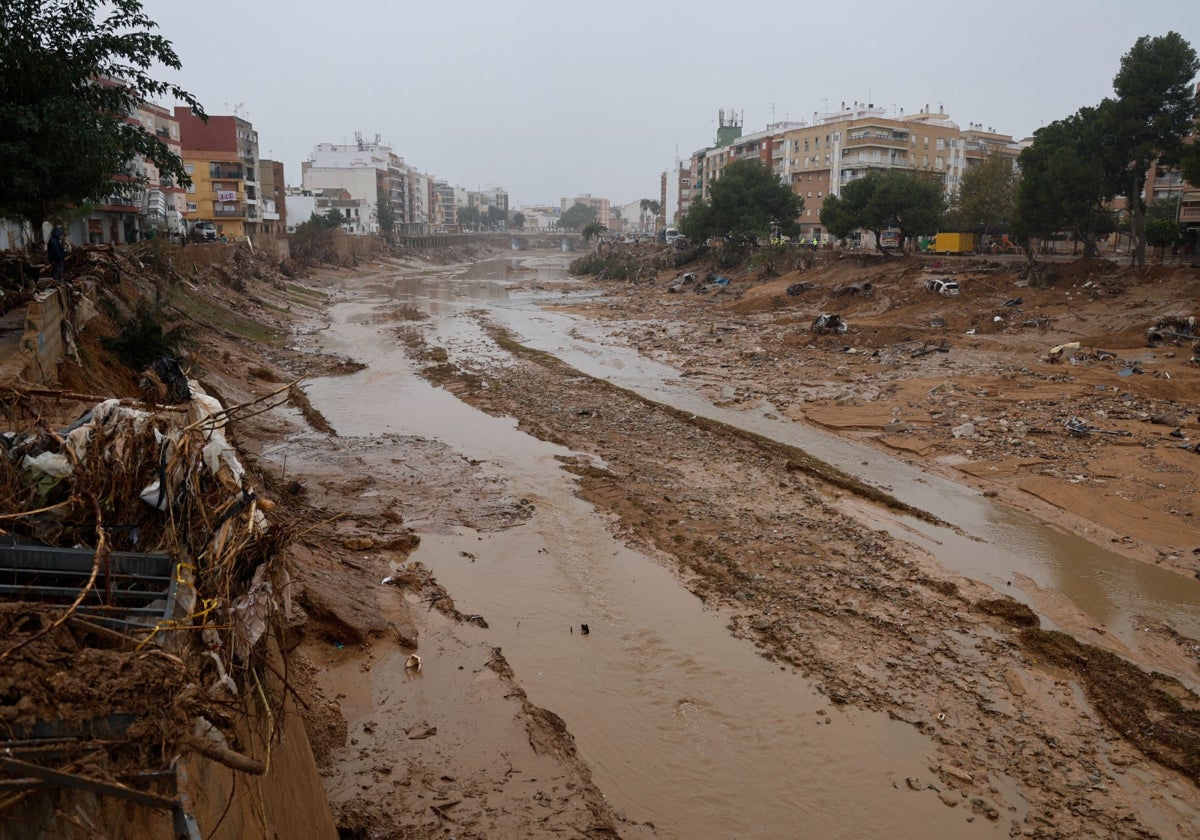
[937,138,945,151]
[936,156,944,169]
[184,163,194,175]
[212,182,223,191]
[817,191,823,197]
[924,137,929,149]
[186,202,197,212]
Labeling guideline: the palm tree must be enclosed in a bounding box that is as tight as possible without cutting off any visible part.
[639,198,661,233]
[581,221,607,245]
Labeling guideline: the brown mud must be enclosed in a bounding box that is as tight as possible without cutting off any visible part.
[6,240,1200,839]
[376,247,1200,838]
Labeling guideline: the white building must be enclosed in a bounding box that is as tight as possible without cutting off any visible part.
[300,135,413,234]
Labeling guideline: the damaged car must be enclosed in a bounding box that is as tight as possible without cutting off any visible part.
[924,277,960,296]
[811,313,848,335]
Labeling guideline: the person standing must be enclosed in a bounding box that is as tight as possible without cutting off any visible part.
[46,226,66,280]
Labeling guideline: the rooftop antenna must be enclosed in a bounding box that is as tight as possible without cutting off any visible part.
[770,101,776,123]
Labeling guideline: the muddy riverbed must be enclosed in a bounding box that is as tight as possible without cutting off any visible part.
[271,251,1199,839]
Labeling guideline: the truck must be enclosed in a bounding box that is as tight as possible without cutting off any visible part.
[931,232,976,255]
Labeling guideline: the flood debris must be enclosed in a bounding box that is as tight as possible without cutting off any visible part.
[911,340,950,358]
[666,272,697,294]
[1045,341,1081,362]
[0,380,296,829]
[811,313,848,335]
[786,281,817,296]
[832,282,872,297]
[1145,315,1195,346]
[1063,416,1132,437]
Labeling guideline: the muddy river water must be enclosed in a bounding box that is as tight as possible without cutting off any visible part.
[302,254,1198,838]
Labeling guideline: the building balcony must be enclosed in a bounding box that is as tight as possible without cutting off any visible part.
[1180,205,1200,223]
[843,133,909,150]
[212,204,245,218]
[209,166,244,180]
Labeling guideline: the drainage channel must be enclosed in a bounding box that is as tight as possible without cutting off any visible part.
[302,281,1012,838]
[482,286,1200,654]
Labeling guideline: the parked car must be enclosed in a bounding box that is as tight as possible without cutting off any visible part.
[924,277,960,296]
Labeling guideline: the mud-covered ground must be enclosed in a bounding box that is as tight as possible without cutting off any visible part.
[190,253,627,839]
[369,248,1200,838]
[15,241,1198,839]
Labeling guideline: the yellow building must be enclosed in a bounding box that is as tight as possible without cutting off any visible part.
[175,109,261,240]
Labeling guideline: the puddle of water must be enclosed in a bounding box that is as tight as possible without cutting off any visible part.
[486,303,1200,647]
[303,291,1011,839]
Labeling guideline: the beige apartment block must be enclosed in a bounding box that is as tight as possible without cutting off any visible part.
[690,103,1024,241]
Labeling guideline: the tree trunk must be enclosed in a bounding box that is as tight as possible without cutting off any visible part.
[1129,173,1148,267]
[1080,231,1099,258]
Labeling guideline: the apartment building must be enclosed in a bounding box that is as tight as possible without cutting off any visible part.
[136,103,187,237]
[469,188,511,214]
[688,102,1025,242]
[513,204,560,232]
[259,160,287,235]
[560,194,611,227]
[301,136,413,235]
[174,109,262,239]
[432,181,457,231]
[63,101,186,245]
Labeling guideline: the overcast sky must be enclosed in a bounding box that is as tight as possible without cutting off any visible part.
[138,0,1200,209]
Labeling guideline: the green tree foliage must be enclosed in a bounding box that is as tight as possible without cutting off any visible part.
[818,170,943,253]
[1106,32,1199,266]
[557,202,597,230]
[101,296,190,371]
[639,198,661,232]
[948,154,1018,238]
[0,0,204,238]
[290,210,344,264]
[1016,107,1117,257]
[679,159,802,243]
[1144,200,1183,256]
[580,221,607,243]
[817,192,858,240]
[511,211,525,230]
[376,187,395,238]
[484,205,506,228]
[458,205,481,229]
[1181,140,1200,189]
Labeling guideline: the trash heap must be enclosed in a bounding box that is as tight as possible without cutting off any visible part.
[0,376,293,829]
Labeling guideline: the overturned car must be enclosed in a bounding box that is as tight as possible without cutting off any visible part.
[811,313,848,335]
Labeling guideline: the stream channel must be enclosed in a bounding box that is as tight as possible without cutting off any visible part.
[302,253,1199,839]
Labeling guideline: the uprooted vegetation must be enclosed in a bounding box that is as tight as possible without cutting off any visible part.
[0,241,336,835]
[0,382,295,832]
